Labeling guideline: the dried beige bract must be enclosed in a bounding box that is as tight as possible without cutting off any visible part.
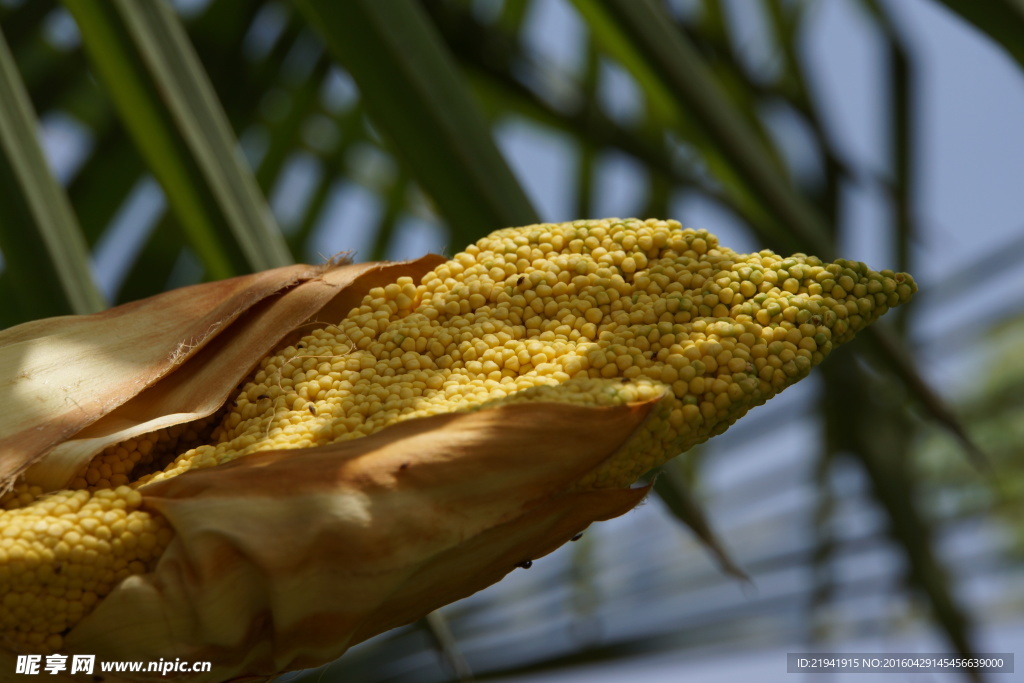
[0,218,915,681]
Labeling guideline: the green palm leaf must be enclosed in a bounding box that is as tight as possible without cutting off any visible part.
[296,0,539,244]
[0,26,104,315]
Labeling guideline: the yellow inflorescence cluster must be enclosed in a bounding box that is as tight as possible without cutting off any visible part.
[70,417,218,491]
[148,218,914,488]
[0,485,172,651]
[0,218,915,651]
[0,420,217,651]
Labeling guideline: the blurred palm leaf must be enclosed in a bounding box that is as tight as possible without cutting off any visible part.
[0,25,103,315]
[65,0,291,276]
[1,1,1021,681]
[297,0,539,244]
[933,0,1024,71]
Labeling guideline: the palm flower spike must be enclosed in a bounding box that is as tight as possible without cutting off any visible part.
[0,218,915,681]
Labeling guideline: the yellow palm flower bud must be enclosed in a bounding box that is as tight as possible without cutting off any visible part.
[0,219,914,681]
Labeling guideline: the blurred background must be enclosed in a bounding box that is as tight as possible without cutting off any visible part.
[1,0,1022,681]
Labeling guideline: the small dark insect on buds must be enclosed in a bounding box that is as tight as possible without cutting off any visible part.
[515,560,533,569]
[517,276,526,286]
[307,404,317,415]
[257,394,270,401]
